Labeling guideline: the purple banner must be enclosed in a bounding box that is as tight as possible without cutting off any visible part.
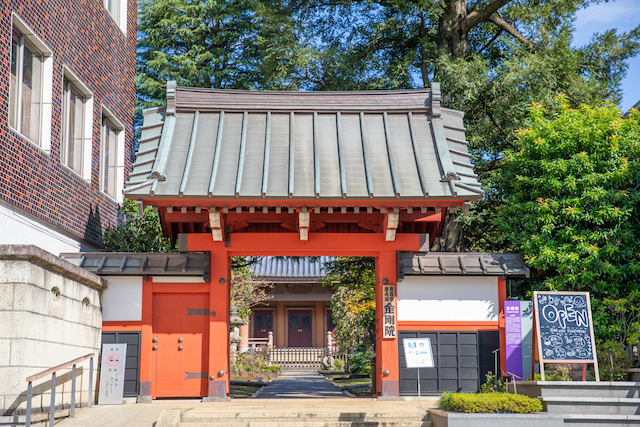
[505,301,523,381]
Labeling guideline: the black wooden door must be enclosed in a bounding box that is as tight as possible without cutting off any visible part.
[102,331,141,397]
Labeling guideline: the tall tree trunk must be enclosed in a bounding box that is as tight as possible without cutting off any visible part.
[431,209,465,252]
[437,0,468,58]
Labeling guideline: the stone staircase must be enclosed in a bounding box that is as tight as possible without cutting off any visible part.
[513,381,640,426]
[177,399,433,427]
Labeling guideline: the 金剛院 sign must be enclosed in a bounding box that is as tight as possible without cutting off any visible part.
[383,284,396,339]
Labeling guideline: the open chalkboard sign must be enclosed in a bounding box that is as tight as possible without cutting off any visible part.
[533,291,599,381]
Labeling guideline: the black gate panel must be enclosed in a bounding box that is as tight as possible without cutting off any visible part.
[102,331,141,397]
[478,330,500,382]
[398,330,498,395]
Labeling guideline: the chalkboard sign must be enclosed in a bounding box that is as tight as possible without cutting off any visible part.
[533,292,598,370]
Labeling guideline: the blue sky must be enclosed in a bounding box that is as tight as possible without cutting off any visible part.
[573,0,640,112]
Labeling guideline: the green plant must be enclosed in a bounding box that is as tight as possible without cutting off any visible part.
[103,199,173,252]
[348,345,373,375]
[261,365,281,373]
[437,392,543,413]
[232,352,270,373]
[598,340,634,381]
[480,371,506,393]
[546,365,573,381]
[334,359,345,371]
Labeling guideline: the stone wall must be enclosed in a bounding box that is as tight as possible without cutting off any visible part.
[0,245,106,416]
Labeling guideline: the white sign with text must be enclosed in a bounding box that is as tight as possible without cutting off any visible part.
[403,338,435,368]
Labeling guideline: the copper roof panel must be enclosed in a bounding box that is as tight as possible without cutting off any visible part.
[125,83,483,201]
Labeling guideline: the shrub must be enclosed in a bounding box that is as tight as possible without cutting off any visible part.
[598,340,634,381]
[262,365,281,373]
[437,392,543,413]
[480,371,506,393]
[334,359,345,371]
[348,345,373,375]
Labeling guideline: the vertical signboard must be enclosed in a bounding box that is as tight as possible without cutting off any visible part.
[382,284,396,339]
[98,343,127,404]
[504,301,523,380]
[533,291,599,381]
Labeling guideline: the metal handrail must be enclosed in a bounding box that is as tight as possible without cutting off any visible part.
[25,353,95,427]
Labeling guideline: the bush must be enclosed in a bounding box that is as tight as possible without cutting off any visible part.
[348,345,373,375]
[334,359,345,371]
[437,392,543,413]
[262,365,281,373]
[598,340,634,381]
[480,371,506,393]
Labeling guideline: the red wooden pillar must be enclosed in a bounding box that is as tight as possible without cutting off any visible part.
[139,277,153,397]
[375,250,399,396]
[188,237,231,398]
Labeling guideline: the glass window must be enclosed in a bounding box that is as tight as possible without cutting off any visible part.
[62,80,85,174]
[104,0,121,27]
[255,314,262,329]
[9,30,43,145]
[302,316,310,329]
[101,117,119,198]
[265,315,272,329]
[290,316,298,329]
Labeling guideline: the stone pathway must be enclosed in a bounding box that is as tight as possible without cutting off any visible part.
[255,370,346,399]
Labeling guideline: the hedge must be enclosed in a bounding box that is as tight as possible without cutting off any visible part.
[437,392,543,413]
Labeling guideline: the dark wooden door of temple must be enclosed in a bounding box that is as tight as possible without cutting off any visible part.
[253,310,273,339]
[288,310,312,347]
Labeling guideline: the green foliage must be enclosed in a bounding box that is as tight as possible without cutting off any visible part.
[323,257,376,353]
[348,344,373,375]
[546,365,572,381]
[597,340,635,381]
[103,199,173,252]
[437,392,543,413]
[230,260,273,321]
[232,352,271,373]
[490,101,640,313]
[593,293,640,346]
[333,358,345,371]
[480,372,506,393]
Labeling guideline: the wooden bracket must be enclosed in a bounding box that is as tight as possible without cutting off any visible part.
[383,210,399,241]
[209,209,224,241]
[299,207,310,241]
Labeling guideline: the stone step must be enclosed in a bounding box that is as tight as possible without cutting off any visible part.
[182,420,431,427]
[535,382,640,398]
[543,396,640,416]
[182,411,423,420]
[563,414,640,426]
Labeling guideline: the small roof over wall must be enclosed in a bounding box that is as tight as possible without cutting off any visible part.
[125,83,482,201]
[400,252,529,278]
[250,256,336,283]
[61,252,210,281]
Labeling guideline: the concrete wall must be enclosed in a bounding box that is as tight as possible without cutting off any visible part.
[0,245,106,416]
[397,276,499,322]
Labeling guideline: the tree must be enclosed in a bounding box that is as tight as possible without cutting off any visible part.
[321,257,376,352]
[490,99,640,342]
[103,199,173,252]
[230,260,274,321]
[137,0,310,111]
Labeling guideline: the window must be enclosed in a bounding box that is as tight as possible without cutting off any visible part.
[100,109,125,202]
[104,0,126,32]
[10,30,43,144]
[62,79,86,175]
[9,14,53,150]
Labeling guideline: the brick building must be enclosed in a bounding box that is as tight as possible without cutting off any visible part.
[0,1,135,418]
[0,0,136,254]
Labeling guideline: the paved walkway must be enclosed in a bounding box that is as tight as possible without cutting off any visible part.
[255,370,346,399]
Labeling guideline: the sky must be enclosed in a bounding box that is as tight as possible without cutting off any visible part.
[573,0,640,112]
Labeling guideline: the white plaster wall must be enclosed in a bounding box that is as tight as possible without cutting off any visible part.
[0,202,84,256]
[397,276,498,322]
[0,257,102,414]
[152,276,205,283]
[102,276,143,321]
